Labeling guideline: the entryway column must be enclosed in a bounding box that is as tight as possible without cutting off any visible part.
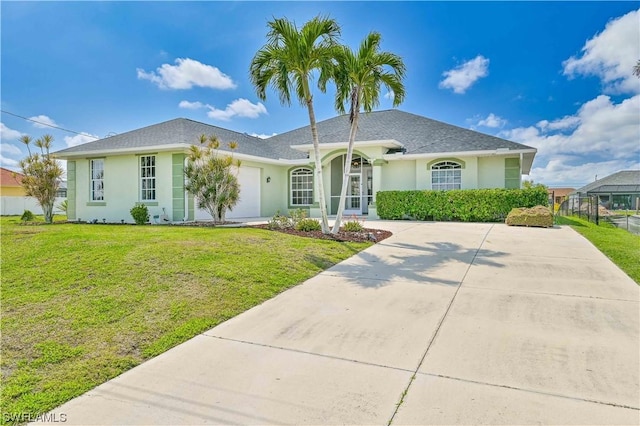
[369,159,386,219]
[309,163,322,218]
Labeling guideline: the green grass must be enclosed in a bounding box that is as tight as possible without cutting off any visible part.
[557,215,640,284]
[0,217,370,423]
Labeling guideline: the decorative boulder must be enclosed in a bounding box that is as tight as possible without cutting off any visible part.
[505,205,553,228]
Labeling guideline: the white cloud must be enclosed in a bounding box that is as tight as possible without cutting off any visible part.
[477,113,507,128]
[500,94,640,186]
[529,158,637,189]
[502,94,640,159]
[64,133,98,148]
[137,58,236,90]
[0,142,22,156]
[249,132,277,139]
[178,100,205,109]
[384,91,394,99]
[439,55,489,94]
[536,115,581,132]
[29,115,58,129]
[0,123,24,140]
[207,98,267,121]
[563,9,640,94]
[0,154,19,167]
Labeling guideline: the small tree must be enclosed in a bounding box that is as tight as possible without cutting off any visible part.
[18,134,64,224]
[522,180,547,189]
[185,134,241,224]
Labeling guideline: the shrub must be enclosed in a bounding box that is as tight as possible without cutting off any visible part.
[21,210,34,222]
[343,220,364,232]
[376,187,548,222]
[268,211,293,230]
[288,208,308,227]
[505,205,553,228]
[130,204,150,225]
[295,218,321,232]
[268,209,310,230]
[56,199,68,213]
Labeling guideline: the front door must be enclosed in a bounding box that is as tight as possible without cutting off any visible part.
[330,154,372,216]
[344,174,362,215]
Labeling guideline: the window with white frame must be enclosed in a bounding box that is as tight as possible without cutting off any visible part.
[431,161,462,190]
[140,155,156,201]
[290,167,313,205]
[90,159,104,201]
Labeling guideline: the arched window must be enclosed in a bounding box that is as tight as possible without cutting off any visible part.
[290,168,313,205]
[431,161,462,190]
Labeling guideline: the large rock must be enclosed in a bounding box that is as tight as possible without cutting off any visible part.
[505,205,553,228]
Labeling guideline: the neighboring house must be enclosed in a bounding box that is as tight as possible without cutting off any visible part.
[571,170,640,211]
[0,167,67,215]
[547,187,575,208]
[54,109,537,223]
[1,167,31,215]
[1,167,25,196]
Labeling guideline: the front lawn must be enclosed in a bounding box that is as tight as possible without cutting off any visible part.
[0,218,370,422]
[557,215,640,284]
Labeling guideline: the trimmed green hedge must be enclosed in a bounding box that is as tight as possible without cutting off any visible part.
[376,187,548,222]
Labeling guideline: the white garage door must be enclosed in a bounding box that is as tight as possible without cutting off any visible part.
[195,166,261,220]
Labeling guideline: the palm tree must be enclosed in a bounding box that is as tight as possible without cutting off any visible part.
[330,32,406,234]
[634,59,640,78]
[250,16,340,234]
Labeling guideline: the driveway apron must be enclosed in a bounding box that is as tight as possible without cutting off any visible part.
[39,222,640,425]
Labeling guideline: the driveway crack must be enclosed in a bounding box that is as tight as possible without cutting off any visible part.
[386,223,495,425]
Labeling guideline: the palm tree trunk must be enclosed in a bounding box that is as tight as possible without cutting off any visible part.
[304,84,330,234]
[331,108,360,234]
[43,201,53,224]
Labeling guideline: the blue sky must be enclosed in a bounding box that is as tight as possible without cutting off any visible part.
[1,1,638,188]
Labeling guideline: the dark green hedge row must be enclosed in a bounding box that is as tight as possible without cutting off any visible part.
[376,187,548,222]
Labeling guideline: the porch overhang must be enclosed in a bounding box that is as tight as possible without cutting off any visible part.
[290,139,404,152]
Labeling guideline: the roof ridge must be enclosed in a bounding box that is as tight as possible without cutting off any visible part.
[179,117,263,141]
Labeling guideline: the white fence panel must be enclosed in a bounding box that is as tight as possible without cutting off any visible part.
[1,196,66,216]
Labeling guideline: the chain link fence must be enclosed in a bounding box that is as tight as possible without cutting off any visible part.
[557,195,601,224]
[556,193,640,235]
[602,214,640,235]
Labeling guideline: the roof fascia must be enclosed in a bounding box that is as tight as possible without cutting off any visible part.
[54,144,192,159]
[54,143,306,166]
[383,148,537,162]
[291,139,404,152]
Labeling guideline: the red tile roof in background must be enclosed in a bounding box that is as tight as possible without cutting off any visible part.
[0,167,24,187]
[547,187,575,197]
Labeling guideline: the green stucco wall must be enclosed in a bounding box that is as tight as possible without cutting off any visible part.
[66,161,76,220]
[172,154,185,221]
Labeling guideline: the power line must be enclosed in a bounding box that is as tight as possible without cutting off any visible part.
[0,109,99,139]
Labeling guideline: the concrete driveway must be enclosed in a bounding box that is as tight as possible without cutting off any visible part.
[42,222,639,425]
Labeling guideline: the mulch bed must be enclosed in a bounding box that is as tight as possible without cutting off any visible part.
[250,224,392,243]
[55,220,392,243]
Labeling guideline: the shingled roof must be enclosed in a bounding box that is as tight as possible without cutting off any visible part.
[575,170,640,194]
[268,109,535,154]
[55,118,306,160]
[54,110,535,160]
